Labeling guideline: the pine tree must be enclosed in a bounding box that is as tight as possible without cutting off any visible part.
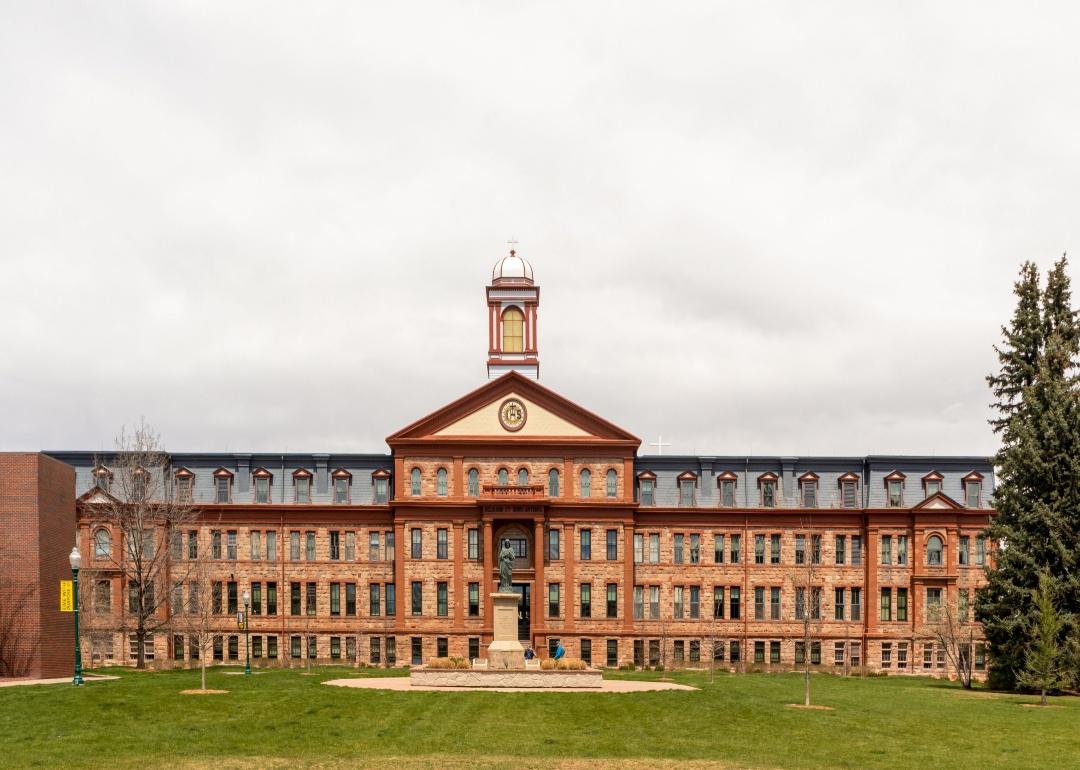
[977,259,1080,689]
[986,262,1042,439]
[1017,572,1073,706]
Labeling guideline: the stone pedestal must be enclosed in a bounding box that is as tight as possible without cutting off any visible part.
[487,592,524,669]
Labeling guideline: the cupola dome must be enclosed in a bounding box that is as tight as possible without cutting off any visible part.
[492,250,534,285]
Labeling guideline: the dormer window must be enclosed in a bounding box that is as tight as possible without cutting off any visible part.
[131,468,148,501]
[174,469,193,503]
[799,473,819,508]
[885,471,906,508]
[637,472,656,506]
[758,473,778,508]
[92,466,112,492]
[252,469,273,504]
[677,472,697,507]
[437,468,449,496]
[213,468,233,503]
[293,469,313,504]
[333,469,353,503]
[717,472,737,507]
[372,469,390,503]
[963,472,984,508]
[923,471,943,498]
[410,468,422,496]
[467,468,479,497]
[838,472,859,509]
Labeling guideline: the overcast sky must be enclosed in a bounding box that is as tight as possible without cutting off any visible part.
[1,2,1076,457]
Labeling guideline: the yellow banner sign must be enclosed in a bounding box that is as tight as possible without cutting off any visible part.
[60,580,73,612]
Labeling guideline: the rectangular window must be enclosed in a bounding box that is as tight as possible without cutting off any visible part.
[730,534,741,564]
[880,587,892,621]
[714,534,725,564]
[226,530,237,560]
[266,530,276,561]
[250,531,261,560]
[580,528,591,560]
[227,581,238,614]
[606,529,617,560]
[188,530,198,560]
[770,640,781,664]
[580,583,591,618]
[437,582,448,617]
[386,531,395,561]
[296,476,310,504]
[633,534,644,564]
[730,640,741,663]
[581,638,592,667]
[795,534,806,565]
[690,533,700,564]
[897,642,908,670]
[346,636,356,661]
[305,532,316,561]
[468,528,479,560]
[966,481,981,508]
[411,528,422,559]
[834,587,845,620]
[762,480,776,507]
[216,476,230,503]
[959,536,970,566]
[811,534,821,564]
[606,639,618,667]
[633,585,644,620]
[251,582,262,615]
[548,529,560,560]
[548,583,560,618]
[267,582,277,616]
[897,535,908,566]
[802,481,817,508]
[770,586,781,620]
[306,582,316,616]
[329,531,341,561]
[730,586,741,620]
[896,588,908,621]
[713,586,724,619]
[370,637,381,664]
[674,534,684,565]
[851,535,862,565]
[640,479,654,506]
[374,476,388,503]
[649,585,660,620]
[754,534,765,564]
[926,587,943,620]
[754,641,765,663]
[634,640,645,667]
[754,586,765,620]
[387,637,397,665]
[437,528,448,560]
[881,535,892,565]
[835,535,846,565]
[386,583,396,616]
[469,583,480,617]
[851,587,861,621]
[411,581,423,616]
[975,536,986,566]
[720,479,736,507]
[252,636,263,659]
[345,531,355,561]
[212,530,222,559]
[330,583,341,616]
[770,534,781,564]
[469,637,480,662]
[345,583,356,616]
[888,480,903,507]
[649,640,660,666]
[255,477,270,504]
[690,639,700,663]
[679,479,695,506]
[290,531,300,561]
[307,636,317,660]
[881,642,892,668]
[648,533,660,564]
[369,584,381,616]
[291,635,301,659]
[330,636,341,660]
[842,480,857,508]
[959,588,970,620]
[690,585,700,619]
[334,477,349,503]
[368,531,381,561]
[674,585,684,619]
[795,587,805,620]
[228,635,239,660]
[674,640,684,662]
[606,583,618,618]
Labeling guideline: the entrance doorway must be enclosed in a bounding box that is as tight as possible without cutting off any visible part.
[510,583,531,640]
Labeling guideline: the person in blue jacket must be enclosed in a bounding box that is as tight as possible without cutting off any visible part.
[554,641,565,660]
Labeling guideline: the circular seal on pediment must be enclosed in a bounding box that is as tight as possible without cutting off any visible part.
[498,398,527,432]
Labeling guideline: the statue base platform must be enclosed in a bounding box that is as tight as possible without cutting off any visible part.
[410,667,603,688]
[487,591,524,669]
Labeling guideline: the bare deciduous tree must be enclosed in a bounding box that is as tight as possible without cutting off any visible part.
[796,519,822,706]
[172,549,218,691]
[928,597,975,689]
[0,542,38,677]
[92,420,197,668]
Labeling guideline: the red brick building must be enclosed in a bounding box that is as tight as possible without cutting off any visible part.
[9,251,996,677]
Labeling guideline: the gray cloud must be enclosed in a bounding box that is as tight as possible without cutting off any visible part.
[1,2,1075,457]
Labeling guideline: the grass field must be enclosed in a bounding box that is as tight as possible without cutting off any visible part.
[0,666,1076,769]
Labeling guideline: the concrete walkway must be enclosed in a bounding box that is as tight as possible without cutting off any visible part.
[323,676,697,693]
[0,674,118,688]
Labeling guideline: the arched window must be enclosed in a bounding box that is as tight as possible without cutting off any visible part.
[410,468,422,496]
[436,468,448,496]
[926,535,944,566]
[606,469,617,497]
[502,307,525,352]
[580,469,592,498]
[94,528,111,558]
[498,468,509,486]
[517,468,529,486]
[468,468,479,496]
[548,468,560,497]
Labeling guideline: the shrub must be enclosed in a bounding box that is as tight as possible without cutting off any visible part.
[539,657,588,671]
[425,657,470,670]
[653,664,664,672]
[618,662,637,671]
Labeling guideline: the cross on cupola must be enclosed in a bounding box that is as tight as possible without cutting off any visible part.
[487,243,539,380]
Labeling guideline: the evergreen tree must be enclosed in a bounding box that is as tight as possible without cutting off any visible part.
[986,262,1042,439]
[977,260,1080,689]
[1017,572,1073,706]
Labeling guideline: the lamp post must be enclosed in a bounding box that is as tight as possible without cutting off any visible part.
[242,589,251,675]
[68,546,84,686]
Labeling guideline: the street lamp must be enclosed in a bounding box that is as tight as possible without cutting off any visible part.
[242,589,251,675]
[68,546,84,686]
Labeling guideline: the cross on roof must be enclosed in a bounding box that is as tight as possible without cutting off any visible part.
[507,237,519,255]
[650,435,671,456]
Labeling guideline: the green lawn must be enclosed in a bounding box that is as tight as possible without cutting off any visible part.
[0,666,1076,769]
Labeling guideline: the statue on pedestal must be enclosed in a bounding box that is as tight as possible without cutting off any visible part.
[498,538,515,592]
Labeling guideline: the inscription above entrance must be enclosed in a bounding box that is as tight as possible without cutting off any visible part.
[498,398,528,432]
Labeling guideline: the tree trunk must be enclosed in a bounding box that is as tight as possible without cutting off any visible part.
[1041,688,1047,707]
[136,623,146,669]
[201,659,206,691]
[804,666,811,706]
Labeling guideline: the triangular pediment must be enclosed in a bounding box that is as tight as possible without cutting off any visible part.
[77,487,119,505]
[912,491,963,511]
[388,372,639,445]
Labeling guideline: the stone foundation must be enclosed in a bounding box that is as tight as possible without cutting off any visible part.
[410,667,603,688]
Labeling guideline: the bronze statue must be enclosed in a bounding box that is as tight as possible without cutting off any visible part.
[498,538,515,592]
